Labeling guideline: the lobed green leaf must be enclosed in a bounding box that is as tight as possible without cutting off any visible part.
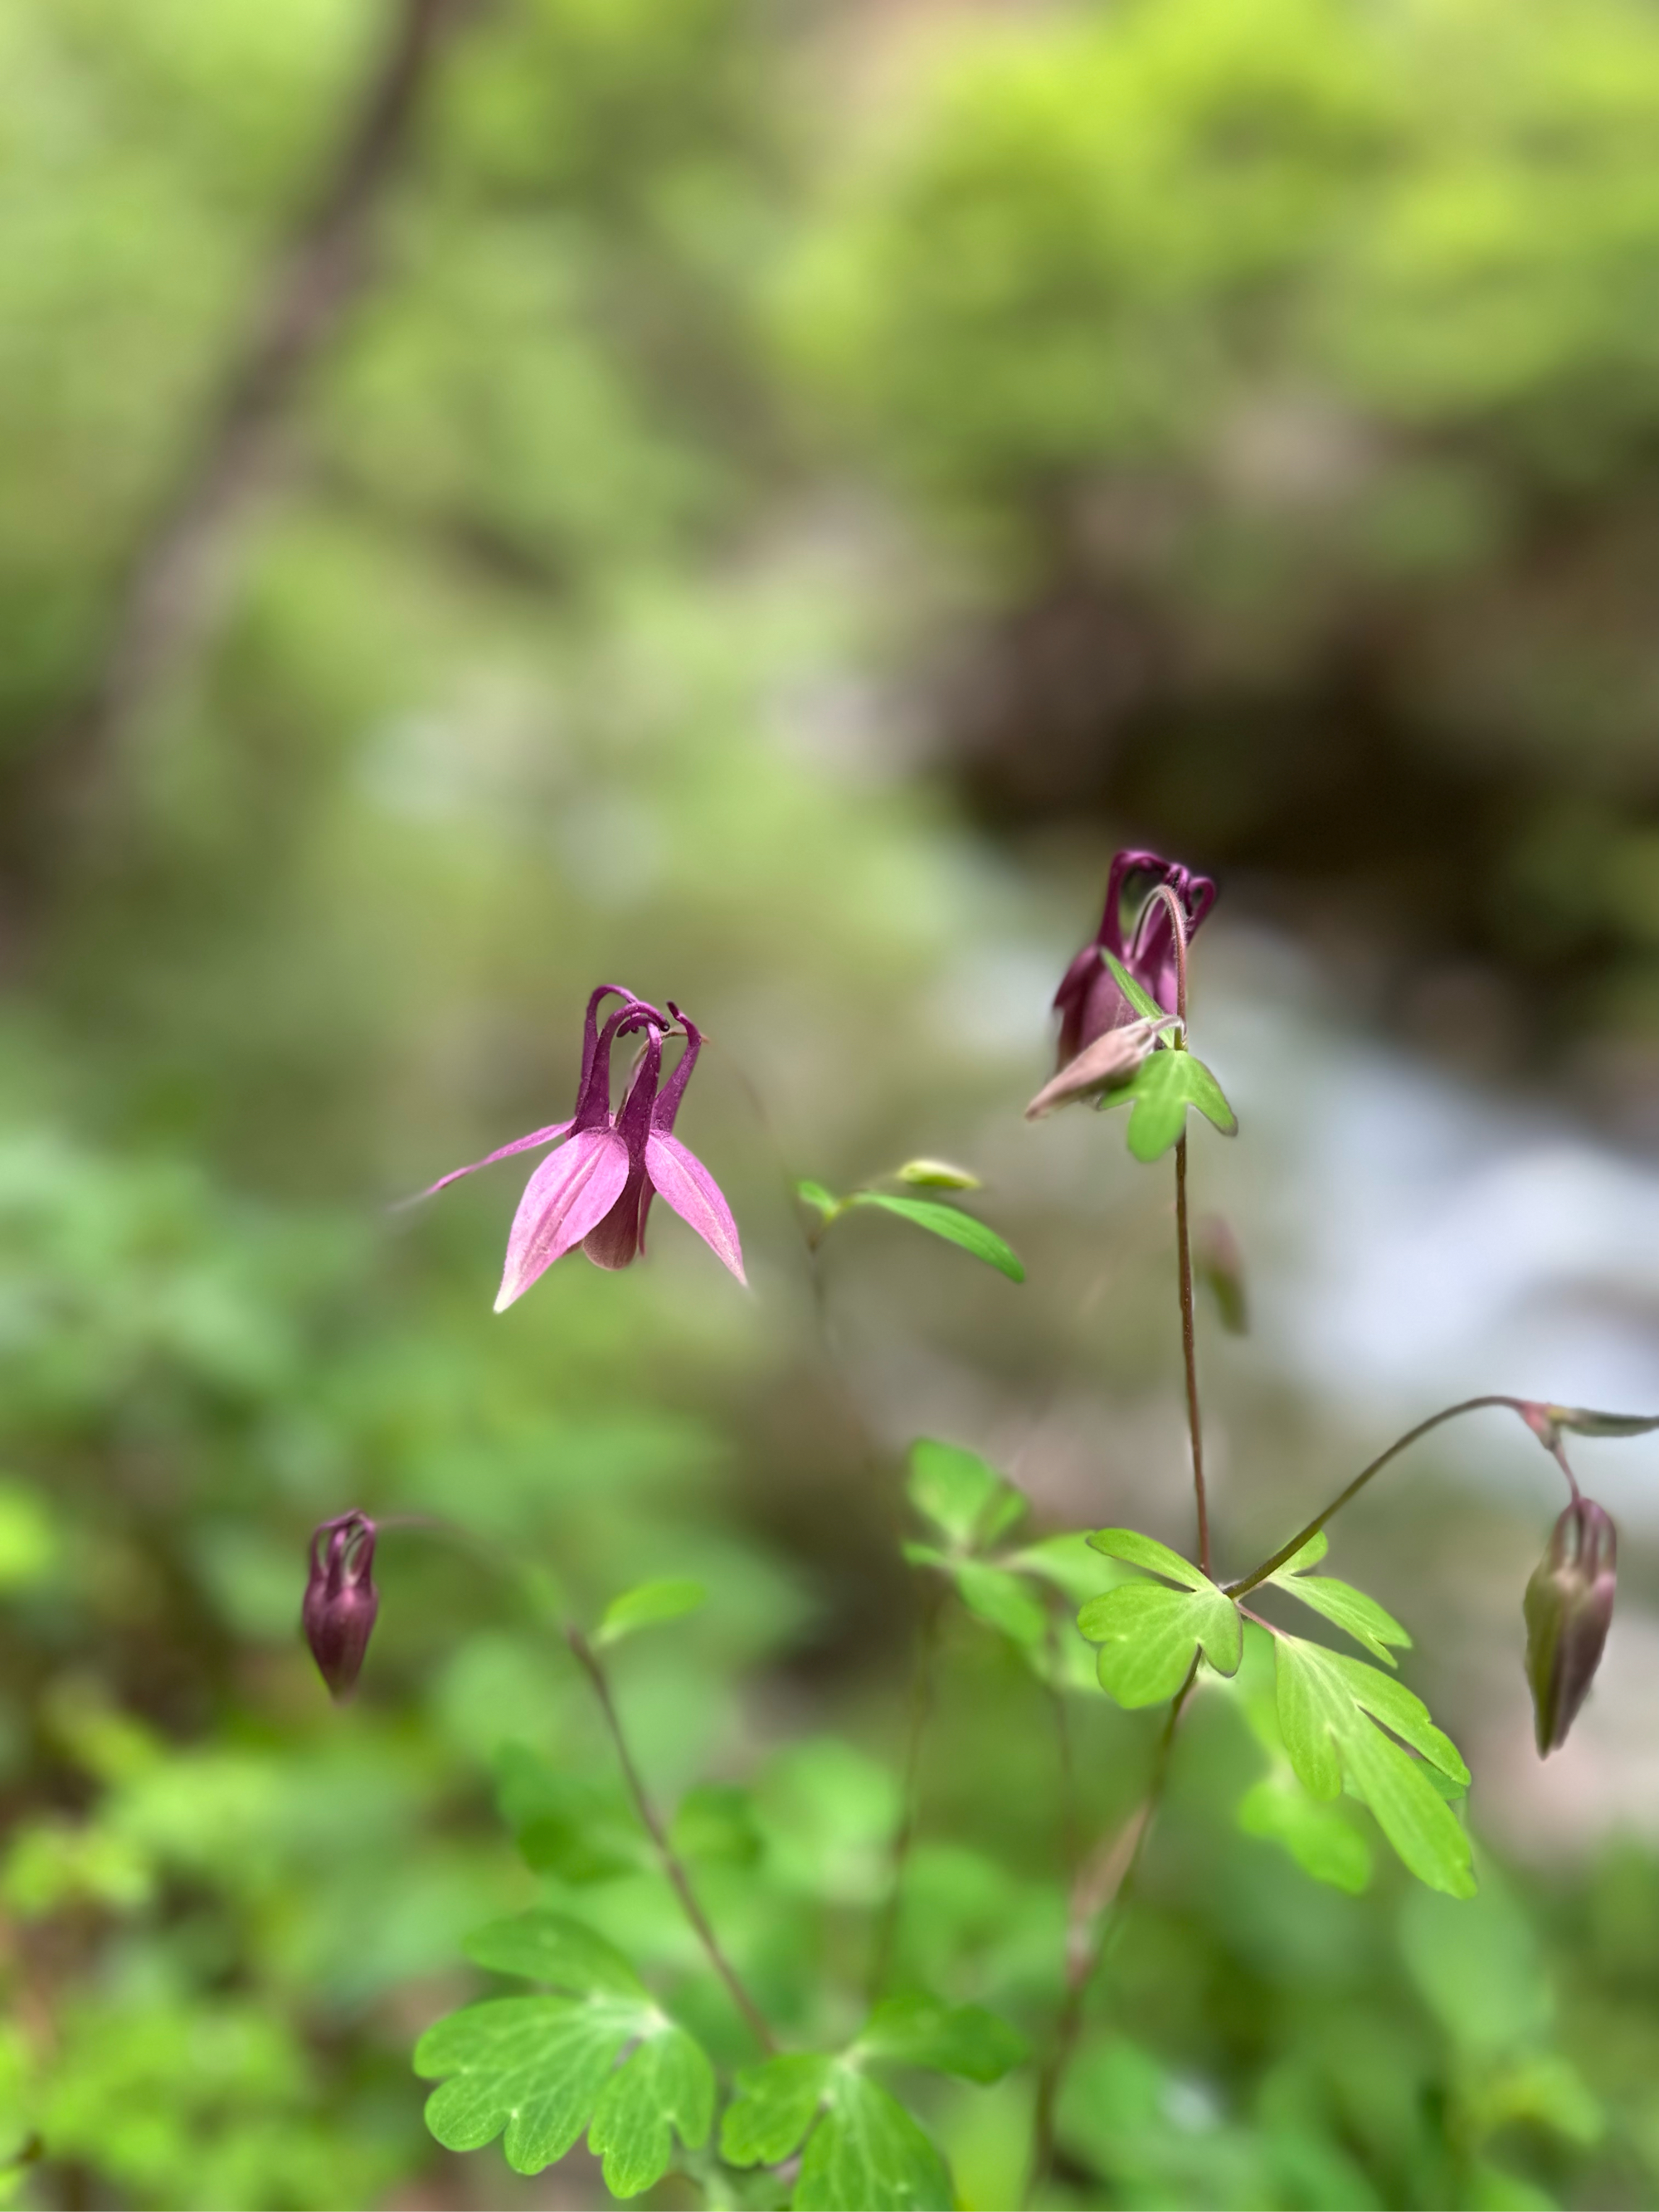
[1237,1776,1373,1894]
[415,1995,642,2174]
[1272,1634,1474,1898]
[722,2054,834,2169]
[1264,1545,1412,1668]
[792,2069,952,2212]
[1080,1580,1242,1708]
[1097,1048,1238,1162]
[587,2024,714,2200]
[1087,1528,1209,1589]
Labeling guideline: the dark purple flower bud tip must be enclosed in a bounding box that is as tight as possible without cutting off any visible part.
[1523,1498,1616,1757]
[303,1512,380,1702]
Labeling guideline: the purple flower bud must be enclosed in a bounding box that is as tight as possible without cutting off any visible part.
[303,1512,379,1701]
[1053,849,1216,1067]
[1523,1498,1617,1756]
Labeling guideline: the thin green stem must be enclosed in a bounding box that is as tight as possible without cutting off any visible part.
[1152,883,1209,1578]
[868,1586,942,2002]
[1024,1673,1196,2205]
[1226,1393,1532,1598]
[566,1625,776,2054]
[1174,1133,1209,1578]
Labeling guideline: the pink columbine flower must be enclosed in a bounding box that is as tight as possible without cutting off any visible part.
[416,985,745,1308]
[1052,849,1216,1065]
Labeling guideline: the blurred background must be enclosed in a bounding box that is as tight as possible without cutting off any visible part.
[6,0,1659,2202]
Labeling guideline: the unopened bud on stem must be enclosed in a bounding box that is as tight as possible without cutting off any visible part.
[1523,1498,1616,1756]
[303,1512,379,1701]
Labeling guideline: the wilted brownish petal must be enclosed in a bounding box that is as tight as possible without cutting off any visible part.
[1024,1018,1171,1119]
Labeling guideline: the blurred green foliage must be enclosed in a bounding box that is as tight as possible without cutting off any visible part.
[3,0,1659,2203]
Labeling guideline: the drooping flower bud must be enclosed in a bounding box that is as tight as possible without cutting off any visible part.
[303,1512,379,1701]
[1523,1498,1616,1756]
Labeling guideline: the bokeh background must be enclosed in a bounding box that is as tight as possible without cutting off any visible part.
[7,0,1659,2203]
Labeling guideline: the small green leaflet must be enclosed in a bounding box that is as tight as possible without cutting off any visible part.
[669,1782,762,1866]
[1230,1655,1374,1894]
[1079,1530,1241,1706]
[1099,1049,1238,1163]
[415,1910,715,2195]
[854,1996,1028,2083]
[848,1194,1024,1281]
[1262,1532,1411,1667]
[722,2059,951,2211]
[593,1578,707,1650]
[906,1439,1026,1552]
[1099,950,1169,1026]
[1272,1634,1475,1898]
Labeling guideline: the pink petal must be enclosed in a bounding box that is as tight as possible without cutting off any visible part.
[583,1166,649,1271]
[401,1121,574,1206]
[496,1130,630,1310]
[645,1132,746,1284]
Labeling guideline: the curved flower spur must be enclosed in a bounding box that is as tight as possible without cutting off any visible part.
[412,985,744,1305]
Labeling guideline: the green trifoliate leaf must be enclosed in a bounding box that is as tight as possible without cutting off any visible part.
[793,2069,952,2212]
[463,1910,645,1996]
[593,1578,707,1650]
[855,1995,1029,2083]
[1099,949,1170,1026]
[893,1159,982,1190]
[849,1193,1025,1281]
[1263,1533,1412,1668]
[722,2055,834,2168]
[418,1913,713,2193]
[587,2024,715,2200]
[1078,1532,1240,1706]
[1237,1776,1373,1894]
[906,1439,1025,1551]
[1100,1048,1238,1163]
[1272,1632,1474,1898]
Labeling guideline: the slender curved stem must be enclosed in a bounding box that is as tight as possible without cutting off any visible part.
[1226,1394,1536,1598]
[567,1626,776,2054]
[1153,885,1209,1578]
[1024,1673,1196,2205]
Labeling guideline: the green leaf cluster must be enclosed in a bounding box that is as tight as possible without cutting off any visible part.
[416,1910,715,2198]
[901,1441,1051,1650]
[1098,1046,1238,1163]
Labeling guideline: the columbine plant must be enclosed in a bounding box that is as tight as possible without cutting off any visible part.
[304,912,1659,2209]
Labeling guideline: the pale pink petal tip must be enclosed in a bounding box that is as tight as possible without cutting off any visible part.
[645,1132,747,1284]
[397,1120,574,1208]
[494,1130,631,1310]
